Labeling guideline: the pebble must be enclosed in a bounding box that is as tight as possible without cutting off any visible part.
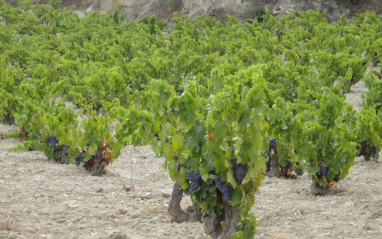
[321,224,336,229]
[331,200,338,205]
[139,193,152,200]
[131,211,141,219]
[345,202,355,207]
[108,232,128,239]
[39,234,53,239]
[367,231,381,235]
[118,208,129,215]
[7,232,17,239]
[162,193,171,198]
[317,233,331,237]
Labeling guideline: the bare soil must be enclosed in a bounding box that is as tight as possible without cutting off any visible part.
[1,81,382,239]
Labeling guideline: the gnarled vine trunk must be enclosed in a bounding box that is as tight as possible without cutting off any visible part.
[266,142,280,178]
[202,201,240,239]
[59,145,71,164]
[167,181,202,223]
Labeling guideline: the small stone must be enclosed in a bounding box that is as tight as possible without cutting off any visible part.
[363,225,372,230]
[331,200,337,205]
[368,210,382,219]
[131,212,141,219]
[40,234,53,239]
[367,231,381,236]
[118,209,129,215]
[162,193,171,198]
[345,202,355,207]
[62,200,77,205]
[140,193,152,200]
[8,232,17,239]
[68,203,79,208]
[318,233,331,237]
[108,232,128,239]
[322,224,335,229]
[150,216,160,223]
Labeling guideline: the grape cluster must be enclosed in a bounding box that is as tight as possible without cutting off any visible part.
[215,173,234,202]
[176,89,184,94]
[316,166,329,179]
[46,136,59,148]
[294,162,303,176]
[372,146,377,157]
[233,163,247,183]
[356,140,368,156]
[75,153,83,167]
[268,138,277,156]
[280,162,303,179]
[333,172,341,182]
[97,151,103,164]
[283,162,293,174]
[316,166,341,182]
[75,150,86,167]
[187,171,202,194]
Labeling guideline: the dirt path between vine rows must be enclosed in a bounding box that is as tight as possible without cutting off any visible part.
[1,77,382,239]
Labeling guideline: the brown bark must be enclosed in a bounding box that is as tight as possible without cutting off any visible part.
[60,145,71,164]
[167,181,202,223]
[202,202,240,239]
[267,142,280,178]
[310,183,330,196]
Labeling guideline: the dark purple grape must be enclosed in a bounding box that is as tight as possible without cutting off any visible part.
[221,183,234,201]
[187,171,201,194]
[333,172,341,182]
[97,151,103,163]
[215,173,234,202]
[284,162,293,173]
[357,141,367,156]
[268,139,276,156]
[234,163,247,183]
[215,174,225,191]
[372,146,377,157]
[295,168,303,176]
[316,166,329,179]
[76,154,82,167]
[46,137,51,145]
[320,166,329,178]
[51,137,59,148]
[46,136,59,148]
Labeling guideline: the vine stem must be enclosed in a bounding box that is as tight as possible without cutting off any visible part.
[237,125,247,158]
[31,114,50,135]
[166,103,178,135]
[230,126,234,158]
[156,132,183,161]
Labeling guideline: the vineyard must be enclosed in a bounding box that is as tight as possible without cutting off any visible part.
[1,1,382,238]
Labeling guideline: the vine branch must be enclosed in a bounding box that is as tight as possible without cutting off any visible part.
[166,103,178,135]
[156,132,183,161]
